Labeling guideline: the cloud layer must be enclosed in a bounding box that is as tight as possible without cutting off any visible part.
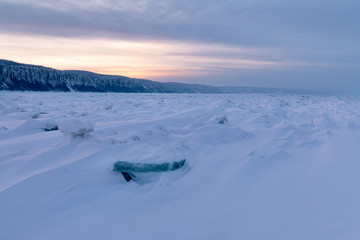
[1,0,359,91]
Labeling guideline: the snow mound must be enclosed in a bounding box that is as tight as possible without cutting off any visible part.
[15,119,58,132]
[58,119,94,137]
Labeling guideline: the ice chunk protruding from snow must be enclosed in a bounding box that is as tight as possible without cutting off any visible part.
[59,119,94,138]
[218,116,229,124]
[113,159,186,173]
[113,159,186,182]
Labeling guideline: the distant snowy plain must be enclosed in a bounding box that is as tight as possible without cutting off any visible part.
[1,91,360,240]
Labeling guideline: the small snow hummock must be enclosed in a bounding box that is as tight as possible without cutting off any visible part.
[58,119,94,138]
[218,116,229,124]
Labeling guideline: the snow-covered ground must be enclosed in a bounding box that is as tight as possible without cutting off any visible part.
[1,91,360,240]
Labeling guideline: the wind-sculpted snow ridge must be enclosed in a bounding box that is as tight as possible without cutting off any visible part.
[2,91,360,240]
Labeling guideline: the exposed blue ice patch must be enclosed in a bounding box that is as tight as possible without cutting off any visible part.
[113,159,186,182]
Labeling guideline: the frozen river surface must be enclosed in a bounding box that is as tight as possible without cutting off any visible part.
[1,91,360,240]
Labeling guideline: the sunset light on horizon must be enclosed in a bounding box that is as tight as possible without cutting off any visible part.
[0,33,305,85]
[0,0,359,90]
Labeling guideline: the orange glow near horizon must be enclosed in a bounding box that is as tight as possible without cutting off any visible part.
[0,33,306,81]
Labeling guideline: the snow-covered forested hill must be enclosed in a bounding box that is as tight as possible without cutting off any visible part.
[1,91,360,240]
[0,59,222,93]
[0,59,311,94]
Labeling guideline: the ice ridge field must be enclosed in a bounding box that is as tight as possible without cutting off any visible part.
[1,91,360,240]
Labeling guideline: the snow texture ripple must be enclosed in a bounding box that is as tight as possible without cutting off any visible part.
[1,91,360,240]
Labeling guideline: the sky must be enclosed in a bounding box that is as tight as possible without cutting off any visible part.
[0,0,359,92]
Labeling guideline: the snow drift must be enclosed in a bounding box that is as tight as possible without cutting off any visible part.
[1,91,360,240]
